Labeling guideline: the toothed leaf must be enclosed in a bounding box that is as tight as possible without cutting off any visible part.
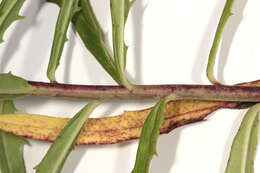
[47,0,80,82]
[206,0,235,84]
[48,0,122,84]
[0,0,26,43]
[225,103,260,173]
[75,0,123,83]
[35,101,101,173]
[123,0,135,69]
[110,0,133,88]
[0,100,28,173]
[132,98,167,173]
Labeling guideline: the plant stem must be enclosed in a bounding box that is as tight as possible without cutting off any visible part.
[9,80,258,102]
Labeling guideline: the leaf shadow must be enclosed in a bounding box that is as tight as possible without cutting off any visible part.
[14,96,49,114]
[217,0,248,84]
[113,140,138,173]
[150,128,182,173]
[130,0,149,84]
[0,0,45,73]
[62,146,87,173]
[63,26,76,83]
[192,0,225,83]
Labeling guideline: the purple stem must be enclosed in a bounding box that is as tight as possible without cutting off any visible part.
[27,81,260,102]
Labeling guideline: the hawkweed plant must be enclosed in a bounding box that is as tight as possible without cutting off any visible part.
[0,0,260,173]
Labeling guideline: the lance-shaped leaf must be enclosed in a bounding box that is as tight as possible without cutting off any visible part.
[47,0,80,83]
[0,0,26,43]
[77,0,121,83]
[47,0,122,85]
[225,103,260,173]
[0,73,33,100]
[0,100,28,173]
[110,0,133,89]
[206,0,235,84]
[132,98,168,173]
[35,101,101,173]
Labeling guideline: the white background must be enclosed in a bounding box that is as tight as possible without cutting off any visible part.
[0,0,260,172]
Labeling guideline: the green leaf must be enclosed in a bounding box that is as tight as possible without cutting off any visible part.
[225,103,260,173]
[47,0,124,85]
[206,0,236,84]
[74,0,122,84]
[110,0,133,89]
[80,0,103,39]
[124,0,136,22]
[0,73,33,100]
[0,100,17,114]
[47,0,80,83]
[35,101,101,173]
[132,98,168,173]
[0,0,26,43]
[0,100,28,173]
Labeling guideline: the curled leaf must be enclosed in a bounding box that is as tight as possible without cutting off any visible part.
[225,103,260,173]
[35,101,101,173]
[0,0,26,43]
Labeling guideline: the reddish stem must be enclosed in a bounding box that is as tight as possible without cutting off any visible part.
[27,80,260,102]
